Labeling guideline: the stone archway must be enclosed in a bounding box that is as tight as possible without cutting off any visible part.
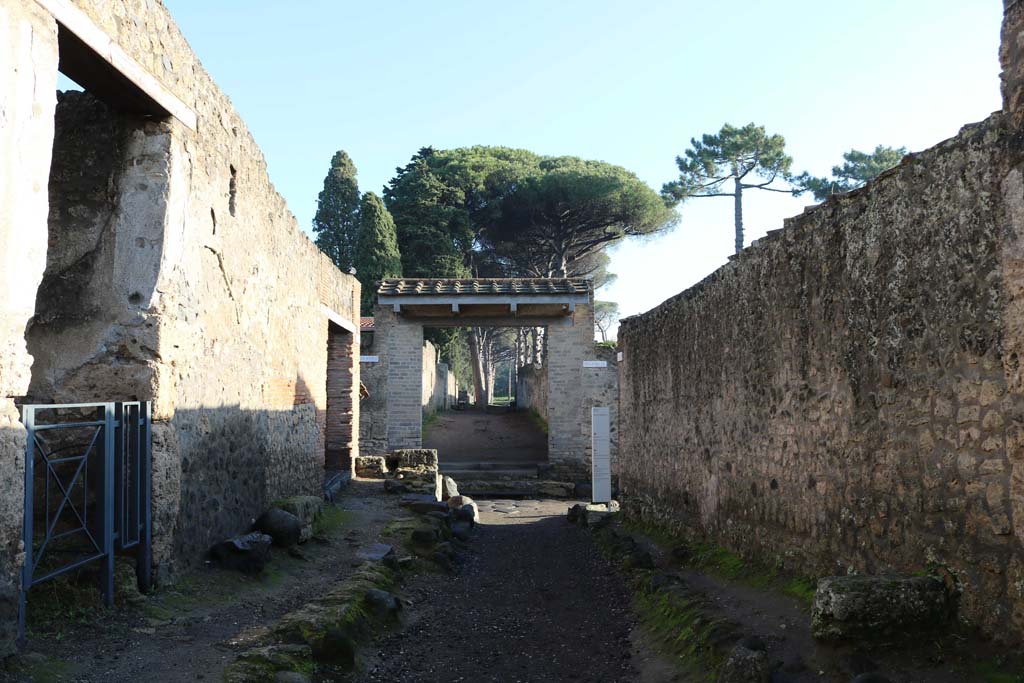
[372,278,597,481]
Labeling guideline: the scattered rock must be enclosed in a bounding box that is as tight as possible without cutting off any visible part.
[737,635,767,652]
[585,500,620,513]
[354,455,388,478]
[275,495,323,542]
[363,588,402,622]
[255,508,303,547]
[451,521,473,541]
[407,500,450,515]
[425,510,451,526]
[812,575,952,641]
[356,543,395,563]
[455,502,479,525]
[719,643,771,683]
[274,672,311,683]
[441,475,460,500]
[209,532,272,574]
[411,528,439,546]
[393,448,439,468]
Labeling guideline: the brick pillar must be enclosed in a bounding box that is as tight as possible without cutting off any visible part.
[546,302,594,480]
[375,305,423,450]
[1003,0,1024,125]
[325,323,359,470]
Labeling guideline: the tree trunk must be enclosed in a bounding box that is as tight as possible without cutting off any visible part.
[467,327,486,406]
[733,176,744,254]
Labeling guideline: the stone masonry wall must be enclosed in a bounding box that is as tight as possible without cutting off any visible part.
[0,1,58,656]
[517,362,549,422]
[1,0,362,610]
[619,114,1024,640]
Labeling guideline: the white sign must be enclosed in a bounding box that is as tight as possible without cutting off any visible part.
[359,355,379,363]
[582,360,607,368]
[617,352,623,362]
[591,406,611,504]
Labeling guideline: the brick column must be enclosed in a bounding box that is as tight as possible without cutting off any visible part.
[374,305,423,450]
[546,302,594,480]
[325,324,359,470]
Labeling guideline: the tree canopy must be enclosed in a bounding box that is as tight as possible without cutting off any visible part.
[313,150,361,271]
[795,145,907,201]
[661,123,798,254]
[384,146,673,279]
[353,192,402,315]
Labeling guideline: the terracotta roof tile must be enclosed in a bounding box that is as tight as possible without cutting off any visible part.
[377,278,591,297]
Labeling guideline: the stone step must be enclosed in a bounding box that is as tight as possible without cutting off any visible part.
[449,478,577,499]
[438,461,544,471]
[442,468,540,480]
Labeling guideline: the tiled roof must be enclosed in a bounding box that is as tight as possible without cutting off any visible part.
[377,278,591,296]
[360,317,375,331]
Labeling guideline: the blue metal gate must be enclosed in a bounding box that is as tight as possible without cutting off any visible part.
[18,402,153,642]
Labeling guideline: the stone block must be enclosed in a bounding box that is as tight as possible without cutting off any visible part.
[394,448,439,469]
[811,575,953,641]
[354,455,388,479]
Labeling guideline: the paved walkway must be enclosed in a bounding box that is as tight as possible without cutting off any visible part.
[357,499,676,683]
[423,409,548,464]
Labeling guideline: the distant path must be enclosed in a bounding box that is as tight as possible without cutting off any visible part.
[423,409,547,464]
[357,499,673,683]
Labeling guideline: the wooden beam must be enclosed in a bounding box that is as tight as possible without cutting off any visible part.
[37,0,197,129]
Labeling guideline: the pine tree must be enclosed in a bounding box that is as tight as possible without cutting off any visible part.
[354,192,402,315]
[313,150,361,271]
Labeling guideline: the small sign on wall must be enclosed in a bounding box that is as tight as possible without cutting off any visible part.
[360,355,380,363]
[592,407,612,504]
[583,360,607,368]
[617,352,623,362]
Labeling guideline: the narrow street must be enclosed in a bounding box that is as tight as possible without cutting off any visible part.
[357,499,673,683]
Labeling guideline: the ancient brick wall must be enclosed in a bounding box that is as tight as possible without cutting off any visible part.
[619,115,1024,640]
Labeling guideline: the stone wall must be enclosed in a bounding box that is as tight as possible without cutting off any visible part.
[0,0,361,649]
[517,362,549,422]
[619,112,1024,640]
[0,0,58,655]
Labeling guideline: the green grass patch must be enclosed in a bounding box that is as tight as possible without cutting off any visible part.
[314,505,353,537]
[6,653,70,682]
[632,575,723,680]
[974,659,1024,683]
[422,410,440,431]
[782,577,817,606]
[528,408,549,435]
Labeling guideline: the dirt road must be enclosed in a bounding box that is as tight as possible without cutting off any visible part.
[357,499,675,683]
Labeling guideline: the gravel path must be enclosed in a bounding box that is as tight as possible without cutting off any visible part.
[358,499,671,683]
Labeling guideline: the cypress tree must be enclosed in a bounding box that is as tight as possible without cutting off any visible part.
[313,150,361,271]
[354,192,402,314]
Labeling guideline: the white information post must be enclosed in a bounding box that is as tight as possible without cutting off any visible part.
[591,406,612,504]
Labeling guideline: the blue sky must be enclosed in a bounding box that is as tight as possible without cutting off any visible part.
[159,0,1003,334]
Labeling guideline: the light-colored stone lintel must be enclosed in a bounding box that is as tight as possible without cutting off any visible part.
[395,316,573,328]
[35,0,197,130]
[377,294,591,306]
[320,304,357,333]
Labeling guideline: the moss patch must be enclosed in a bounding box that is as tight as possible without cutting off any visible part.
[313,505,353,537]
[5,653,71,682]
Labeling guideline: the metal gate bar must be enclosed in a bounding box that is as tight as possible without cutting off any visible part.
[18,401,152,643]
